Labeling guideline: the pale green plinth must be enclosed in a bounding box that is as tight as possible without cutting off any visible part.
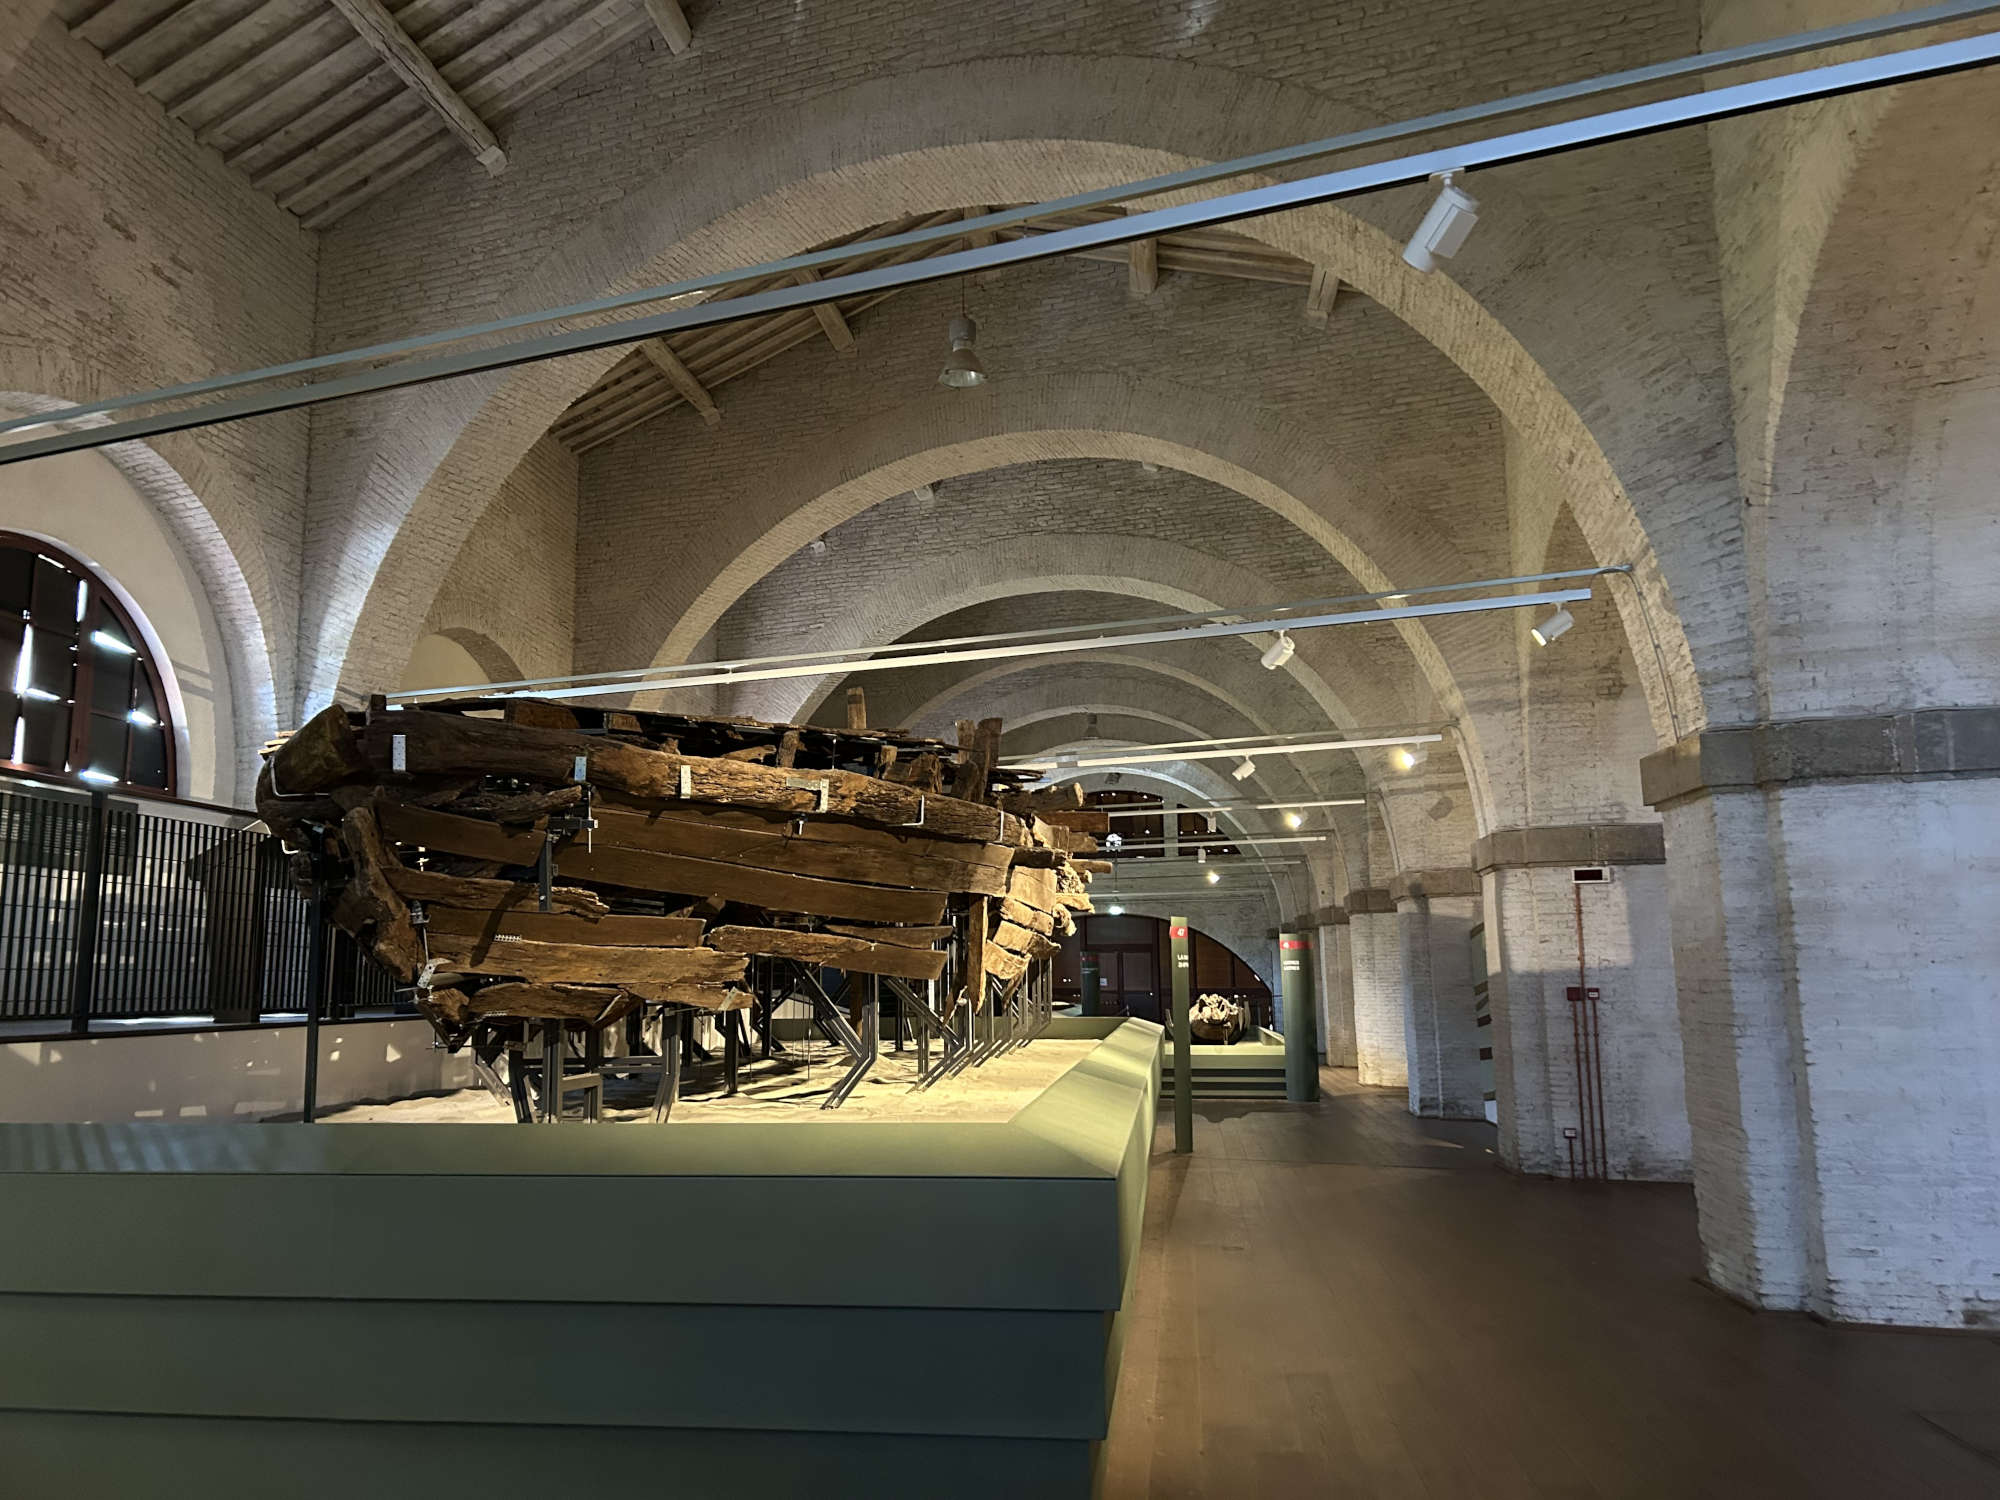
[0,1018,1164,1499]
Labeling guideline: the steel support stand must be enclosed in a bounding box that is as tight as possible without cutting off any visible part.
[301,832,330,1123]
[1171,915,1193,1154]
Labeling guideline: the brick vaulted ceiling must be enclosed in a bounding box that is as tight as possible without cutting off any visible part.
[55,0,692,227]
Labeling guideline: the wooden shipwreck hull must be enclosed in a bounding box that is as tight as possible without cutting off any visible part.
[256,697,1105,1043]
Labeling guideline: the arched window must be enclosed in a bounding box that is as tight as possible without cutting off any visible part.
[0,533,174,793]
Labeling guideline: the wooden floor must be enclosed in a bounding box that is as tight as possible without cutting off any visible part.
[1100,1069,2000,1499]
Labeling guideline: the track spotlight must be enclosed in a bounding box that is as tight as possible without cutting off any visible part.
[1402,171,1479,274]
[1530,607,1575,646]
[938,314,986,388]
[807,534,829,559]
[1284,811,1303,829]
[1197,846,1208,864]
[1108,904,1125,916]
[1232,758,1257,781]
[1206,870,1221,885]
[1394,744,1429,772]
[1103,832,1124,851]
[1259,631,1296,671]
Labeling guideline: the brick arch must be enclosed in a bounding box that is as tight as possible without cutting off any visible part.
[757,538,1404,740]
[322,54,1697,745]
[617,408,1501,805]
[1759,70,2000,719]
[0,391,279,801]
[430,627,524,687]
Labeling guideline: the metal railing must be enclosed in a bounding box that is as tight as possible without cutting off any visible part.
[0,771,404,1031]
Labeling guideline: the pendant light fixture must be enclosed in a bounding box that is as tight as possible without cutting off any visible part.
[938,280,987,388]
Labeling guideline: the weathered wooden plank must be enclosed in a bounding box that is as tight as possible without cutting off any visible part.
[1007,865,1058,910]
[438,981,747,1023]
[426,935,746,987]
[707,926,947,982]
[263,704,368,797]
[384,865,608,920]
[332,802,424,980]
[991,919,1041,955]
[363,707,1020,845]
[588,804,1007,895]
[1036,809,1111,833]
[421,907,704,948]
[825,923,951,949]
[376,803,953,923]
[996,898,1054,936]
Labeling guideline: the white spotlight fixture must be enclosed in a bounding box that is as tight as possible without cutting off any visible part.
[911,482,937,510]
[1205,870,1221,885]
[1231,758,1257,781]
[1284,810,1304,829]
[1530,607,1575,646]
[1402,170,1480,274]
[807,534,829,559]
[1259,631,1295,671]
[1394,744,1429,772]
[1102,831,1124,852]
[1107,904,1125,916]
[1197,846,1208,864]
[937,314,987,388]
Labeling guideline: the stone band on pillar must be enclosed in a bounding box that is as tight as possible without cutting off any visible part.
[1640,706,2000,1326]
[1472,823,1686,1185]
[1388,868,1483,1120]
[1639,705,2000,807]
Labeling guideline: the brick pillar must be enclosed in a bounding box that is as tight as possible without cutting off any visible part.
[1644,712,2000,1327]
[1345,889,1406,1089]
[1474,825,1688,1181]
[1315,912,1356,1068]
[1392,870,1484,1119]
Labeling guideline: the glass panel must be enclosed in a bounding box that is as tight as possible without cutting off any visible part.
[91,651,133,715]
[25,630,73,701]
[29,555,76,629]
[1122,949,1157,992]
[0,547,31,614]
[0,614,21,693]
[20,698,66,769]
[0,691,16,759]
[86,713,126,779]
[128,725,168,789]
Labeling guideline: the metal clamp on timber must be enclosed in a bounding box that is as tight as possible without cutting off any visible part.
[784,774,831,814]
[537,756,597,913]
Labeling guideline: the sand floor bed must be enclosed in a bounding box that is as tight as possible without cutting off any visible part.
[318,1035,1100,1126]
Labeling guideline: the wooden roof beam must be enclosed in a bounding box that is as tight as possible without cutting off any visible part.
[642,0,692,53]
[1304,266,1340,325]
[327,0,507,175]
[640,339,722,428]
[792,265,857,355]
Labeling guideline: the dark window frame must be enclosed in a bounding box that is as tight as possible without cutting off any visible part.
[0,531,177,796]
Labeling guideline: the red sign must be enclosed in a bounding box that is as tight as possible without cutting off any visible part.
[1280,938,1309,951]
[1169,924,1189,940]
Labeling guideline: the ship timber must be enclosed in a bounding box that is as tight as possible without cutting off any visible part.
[256,696,1106,1118]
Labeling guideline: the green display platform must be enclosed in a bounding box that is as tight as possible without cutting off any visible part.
[0,1017,1162,1499]
[1159,1026,1289,1099]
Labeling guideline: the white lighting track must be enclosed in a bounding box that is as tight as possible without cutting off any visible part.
[388,577,1591,704]
[1095,799,1368,818]
[4,2,1996,459]
[1011,734,1442,774]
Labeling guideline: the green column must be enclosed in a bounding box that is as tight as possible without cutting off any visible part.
[1079,955,1101,1017]
[1170,916,1193,1153]
[1280,930,1320,1102]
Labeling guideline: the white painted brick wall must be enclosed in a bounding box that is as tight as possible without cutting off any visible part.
[1483,863,1689,1181]
[1399,893,1485,1119]
[1349,910,1408,1090]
